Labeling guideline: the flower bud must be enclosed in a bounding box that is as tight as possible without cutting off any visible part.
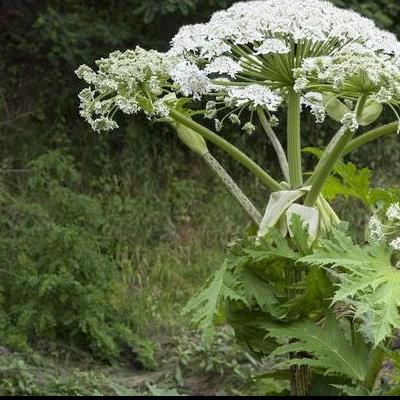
[175,123,208,156]
[357,98,383,126]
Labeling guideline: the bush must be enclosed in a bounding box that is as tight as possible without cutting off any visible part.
[0,151,155,367]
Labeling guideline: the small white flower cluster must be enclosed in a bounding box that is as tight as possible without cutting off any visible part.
[390,237,400,250]
[386,202,400,221]
[75,47,174,132]
[367,202,400,250]
[227,85,283,110]
[341,112,359,133]
[205,56,242,78]
[204,85,282,133]
[170,60,211,100]
[301,92,326,123]
[255,38,289,55]
[295,48,400,103]
[367,215,385,244]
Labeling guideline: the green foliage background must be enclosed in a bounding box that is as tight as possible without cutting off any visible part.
[1,0,400,395]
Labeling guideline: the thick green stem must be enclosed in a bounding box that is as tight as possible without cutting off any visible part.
[287,89,303,188]
[343,121,399,155]
[256,107,290,183]
[363,346,385,392]
[304,128,353,206]
[202,152,262,225]
[286,89,312,395]
[304,95,368,207]
[169,109,283,191]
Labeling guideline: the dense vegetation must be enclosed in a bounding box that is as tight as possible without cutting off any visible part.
[1,0,400,395]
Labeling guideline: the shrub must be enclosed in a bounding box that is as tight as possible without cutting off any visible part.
[0,151,155,367]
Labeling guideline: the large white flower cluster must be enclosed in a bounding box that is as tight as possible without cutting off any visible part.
[170,0,400,59]
[76,47,174,132]
[169,0,400,127]
[368,202,400,250]
[76,0,400,132]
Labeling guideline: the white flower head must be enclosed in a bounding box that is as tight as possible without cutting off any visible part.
[227,85,283,110]
[205,56,242,78]
[170,60,210,100]
[302,92,325,123]
[168,0,400,123]
[255,38,290,55]
[76,47,174,132]
[229,114,241,125]
[171,0,400,57]
[386,202,400,221]
[294,78,309,93]
[243,122,256,135]
[367,215,385,244]
[341,112,359,133]
[270,115,279,127]
[390,237,400,250]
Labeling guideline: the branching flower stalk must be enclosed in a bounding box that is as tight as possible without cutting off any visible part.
[76,0,400,396]
[256,107,290,182]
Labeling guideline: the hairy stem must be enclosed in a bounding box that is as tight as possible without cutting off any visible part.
[256,107,290,182]
[169,109,283,191]
[343,121,399,155]
[287,89,303,188]
[202,152,262,225]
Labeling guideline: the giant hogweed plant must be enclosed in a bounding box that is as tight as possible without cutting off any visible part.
[76,0,400,395]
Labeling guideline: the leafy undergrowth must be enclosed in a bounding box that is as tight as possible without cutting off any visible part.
[0,328,291,396]
[0,150,268,395]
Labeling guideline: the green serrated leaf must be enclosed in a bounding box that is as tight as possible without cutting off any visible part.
[183,260,243,340]
[332,384,370,396]
[261,314,369,382]
[247,227,298,262]
[238,267,283,317]
[301,228,400,345]
[323,162,372,204]
[225,301,278,358]
[285,268,334,318]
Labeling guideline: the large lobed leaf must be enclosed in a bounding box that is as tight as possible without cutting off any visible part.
[182,260,243,340]
[261,314,369,383]
[300,228,400,345]
[304,149,400,207]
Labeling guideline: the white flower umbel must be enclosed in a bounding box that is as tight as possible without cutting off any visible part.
[169,0,400,127]
[301,92,325,123]
[367,215,385,244]
[227,85,283,110]
[75,47,174,132]
[341,112,359,133]
[170,60,210,100]
[205,56,242,78]
[390,237,400,250]
[386,202,400,221]
[171,0,400,59]
[295,48,400,102]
